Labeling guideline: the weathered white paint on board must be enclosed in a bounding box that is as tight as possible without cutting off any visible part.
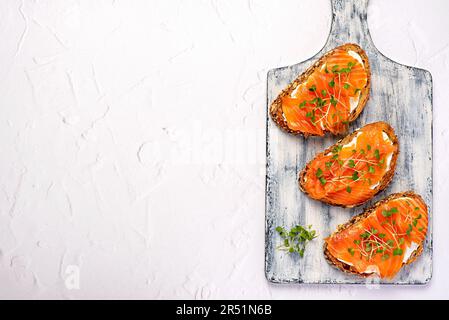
[265,0,433,284]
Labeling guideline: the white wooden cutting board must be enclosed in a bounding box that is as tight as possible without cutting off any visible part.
[265,0,433,284]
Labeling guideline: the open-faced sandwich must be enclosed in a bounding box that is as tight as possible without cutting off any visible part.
[324,191,428,279]
[270,43,371,137]
[299,122,398,207]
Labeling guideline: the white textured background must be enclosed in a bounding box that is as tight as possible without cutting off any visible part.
[0,0,448,299]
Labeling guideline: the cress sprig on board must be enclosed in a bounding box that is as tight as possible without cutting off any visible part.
[275,225,317,257]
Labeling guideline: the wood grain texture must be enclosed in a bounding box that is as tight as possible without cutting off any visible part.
[265,0,433,284]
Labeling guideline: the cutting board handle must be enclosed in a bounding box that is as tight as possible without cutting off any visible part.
[327,0,374,47]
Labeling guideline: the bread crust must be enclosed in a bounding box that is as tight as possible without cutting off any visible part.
[323,191,426,278]
[298,121,399,208]
[270,43,371,137]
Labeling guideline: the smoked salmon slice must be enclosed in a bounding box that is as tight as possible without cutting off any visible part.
[324,192,428,279]
[270,43,370,137]
[299,122,398,207]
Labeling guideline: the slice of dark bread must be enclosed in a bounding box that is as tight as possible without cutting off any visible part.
[323,191,426,278]
[298,121,399,208]
[270,43,371,137]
